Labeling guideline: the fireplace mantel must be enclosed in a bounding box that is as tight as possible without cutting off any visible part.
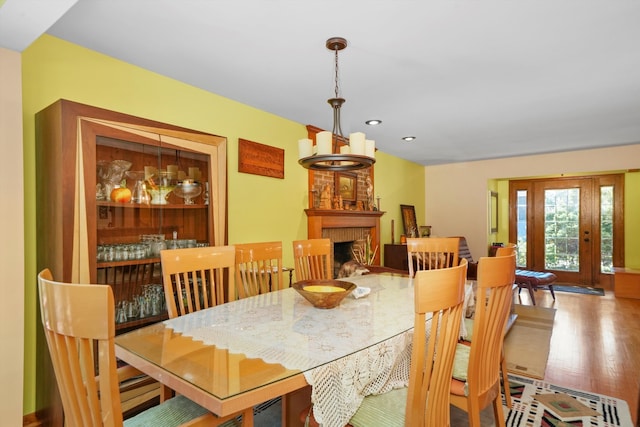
[305,209,385,265]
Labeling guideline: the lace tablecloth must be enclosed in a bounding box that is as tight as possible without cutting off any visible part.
[303,324,415,427]
[163,274,475,427]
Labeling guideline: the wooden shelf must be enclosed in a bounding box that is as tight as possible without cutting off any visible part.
[97,258,160,268]
[305,209,385,217]
[116,313,168,331]
[97,201,207,209]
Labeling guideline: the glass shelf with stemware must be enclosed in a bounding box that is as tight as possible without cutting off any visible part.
[97,200,207,209]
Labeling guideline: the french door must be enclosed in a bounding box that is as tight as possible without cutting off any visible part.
[509,174,623,287]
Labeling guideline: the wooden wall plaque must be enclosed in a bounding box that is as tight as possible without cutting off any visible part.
[238,138,285,179]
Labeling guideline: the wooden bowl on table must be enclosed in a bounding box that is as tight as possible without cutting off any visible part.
[293,280,357,309]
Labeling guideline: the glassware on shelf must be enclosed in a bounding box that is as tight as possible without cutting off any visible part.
[116,301,128,324]
[126,171,151,204]
[96,159,132,201]
[146,171,177,205]
[173,179,202,205]
[203,182,210,205]
[140,284,165,317]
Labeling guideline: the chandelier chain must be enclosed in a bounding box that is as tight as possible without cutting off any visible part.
[334,47,340,99]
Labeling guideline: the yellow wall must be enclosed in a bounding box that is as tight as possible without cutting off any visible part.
[20,35,425,414]
[425,148,640,265]
[374,150,426,244]
[0,47,25,426]
[625,171,640,266]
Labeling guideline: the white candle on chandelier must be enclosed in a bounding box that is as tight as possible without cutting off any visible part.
[349,132,365,155]
[340,145,351,154]
[365,139,376,158]
[316,131,333,155]
[298,138,313,159]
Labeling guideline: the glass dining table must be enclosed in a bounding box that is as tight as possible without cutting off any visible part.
[115,273,417,427]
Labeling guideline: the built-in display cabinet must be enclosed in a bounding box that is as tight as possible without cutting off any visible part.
[35,99,228,425]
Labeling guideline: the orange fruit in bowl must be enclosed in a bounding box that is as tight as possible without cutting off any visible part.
[110,187,132,203]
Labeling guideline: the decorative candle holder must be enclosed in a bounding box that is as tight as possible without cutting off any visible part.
[173,180,202,205]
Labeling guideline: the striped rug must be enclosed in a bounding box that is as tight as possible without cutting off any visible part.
[452,374,634,426]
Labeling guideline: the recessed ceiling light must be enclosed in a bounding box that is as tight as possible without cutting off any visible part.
[402,136,416,141]
[365,119,382,125]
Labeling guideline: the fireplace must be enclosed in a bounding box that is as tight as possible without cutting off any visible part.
[333,241,356,277]
[305,209,385,276]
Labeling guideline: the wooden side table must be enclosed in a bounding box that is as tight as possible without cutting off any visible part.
[383,244,409,272]
[613,267,640,299]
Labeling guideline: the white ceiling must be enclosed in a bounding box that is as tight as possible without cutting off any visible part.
[3,0,640,166]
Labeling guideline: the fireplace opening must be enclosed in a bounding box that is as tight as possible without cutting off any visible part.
[333,241,355,278]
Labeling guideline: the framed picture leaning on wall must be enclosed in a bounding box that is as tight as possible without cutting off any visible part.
[489,191,498,233]
[400,204,419,238]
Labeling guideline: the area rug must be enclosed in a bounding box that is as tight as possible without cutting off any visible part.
[554,284,605,296]
[503,374,633,426]
[504,304,555,379]
[450,374,633,427]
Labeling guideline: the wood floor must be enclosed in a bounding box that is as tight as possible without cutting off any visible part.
[516,285,640,426]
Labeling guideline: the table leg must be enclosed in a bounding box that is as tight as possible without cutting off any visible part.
[282,385,312,427]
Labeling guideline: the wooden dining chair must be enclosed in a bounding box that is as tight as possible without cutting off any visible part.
[160,245,237,319]
[406,237,460,277]
[495,243,516,257]
[234,241,285,299]
[450,253,516,427]
[347,259,468,426]
[160,246,255,423]
[292,238,332,281]
[37,268,242,427]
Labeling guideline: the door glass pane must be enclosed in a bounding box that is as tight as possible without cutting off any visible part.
[600,186,614,273]
[544,189,579,271]
[516,190,527,267]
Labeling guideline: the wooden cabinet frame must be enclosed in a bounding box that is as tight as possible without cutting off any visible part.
[36,99,228,284]
[35,99,229,425]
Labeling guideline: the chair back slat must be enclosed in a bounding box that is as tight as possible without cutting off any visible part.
[292,239,332,281]
[235,241,284,299]
[161,246,236,318]
[406,237,460,277]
